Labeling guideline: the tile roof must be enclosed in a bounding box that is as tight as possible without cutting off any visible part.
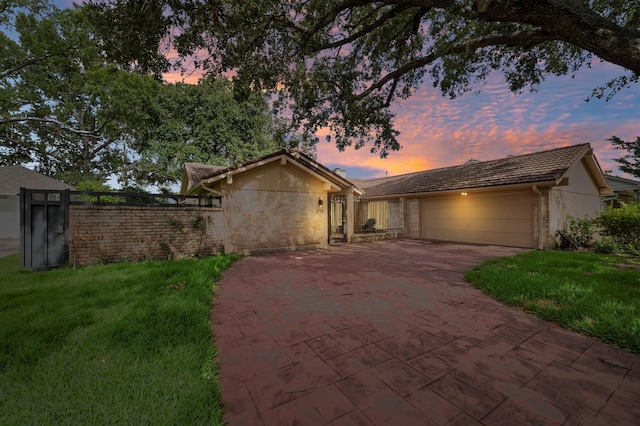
[362,143,592,198]
[183,162,226,193]
[348,178,384,189]
[0,165,74,196]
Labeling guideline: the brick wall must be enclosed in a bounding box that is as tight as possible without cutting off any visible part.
[67,205,223,266]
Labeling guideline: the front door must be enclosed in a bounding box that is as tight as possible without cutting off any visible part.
[329,194,347,243]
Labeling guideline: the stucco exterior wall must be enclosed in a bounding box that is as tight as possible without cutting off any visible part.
[218,161,330,254]
[402,198,421,239]
[548,159,602,245]
[68,205,223,266]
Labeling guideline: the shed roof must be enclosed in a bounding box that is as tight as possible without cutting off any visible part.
[361,143,610,198]
[0,165,74,196]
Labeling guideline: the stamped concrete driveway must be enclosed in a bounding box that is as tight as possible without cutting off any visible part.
[211,239,640,425]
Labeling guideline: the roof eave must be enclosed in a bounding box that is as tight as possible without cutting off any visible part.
[187,152,361,195]
[583,153,613,195]
[361,180,561,200]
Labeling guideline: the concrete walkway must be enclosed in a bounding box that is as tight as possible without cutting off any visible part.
[0,238,19,258]
[211,239,640,425]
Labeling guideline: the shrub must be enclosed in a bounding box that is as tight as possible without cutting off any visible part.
[75,180,121,203]
[556,216,595,249]
[622,240,640,256]
[594,236,618,254]
[595,202,640,246]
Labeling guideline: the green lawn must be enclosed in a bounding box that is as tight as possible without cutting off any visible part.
[466,250,640,353]
[0,252,239,425]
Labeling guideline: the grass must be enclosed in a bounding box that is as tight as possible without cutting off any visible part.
[465,250,640,353]
[0,252,240,425]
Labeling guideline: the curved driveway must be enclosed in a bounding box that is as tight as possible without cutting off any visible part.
[211,239,640,425]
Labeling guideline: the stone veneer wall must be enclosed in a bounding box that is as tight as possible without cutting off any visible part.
[67,205,223,266]
[351,231,403,243]
[402,198,421,239]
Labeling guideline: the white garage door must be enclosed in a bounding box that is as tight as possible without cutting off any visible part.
[421,189,534,248]
[0,196,20,239]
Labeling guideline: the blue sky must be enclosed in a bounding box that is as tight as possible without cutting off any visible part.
[56,0,639,180]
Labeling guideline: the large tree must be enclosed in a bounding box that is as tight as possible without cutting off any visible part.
[0,5,160,184]
[84,0,640,157]
[134,77,300,186]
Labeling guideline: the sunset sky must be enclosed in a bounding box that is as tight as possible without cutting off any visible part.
[317,60,640,180]
[57,0,640,181]
[173,58,640,181]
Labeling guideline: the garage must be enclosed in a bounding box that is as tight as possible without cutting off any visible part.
[420,189,534,248]
[350,144,611,249]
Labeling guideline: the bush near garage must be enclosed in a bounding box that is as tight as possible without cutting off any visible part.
[557,202,640,255]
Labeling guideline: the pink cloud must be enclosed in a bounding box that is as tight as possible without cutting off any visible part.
[318,60,640,180]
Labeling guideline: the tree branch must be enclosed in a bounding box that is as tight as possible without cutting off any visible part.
[1,135,67,164]
[0,117,101,138]
[350,27,552,100]
[473,0,640,74]
[321,4,415,50]
[0,53,58,79]
[89,132,118,159]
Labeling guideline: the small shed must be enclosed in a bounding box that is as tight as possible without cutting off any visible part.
[0,166,73,239]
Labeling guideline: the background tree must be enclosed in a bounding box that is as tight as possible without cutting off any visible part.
[609,136,640,179]
[1,4,160,185]
[84,0,640,157]
[0,0,52,77]
[134,77,289,186]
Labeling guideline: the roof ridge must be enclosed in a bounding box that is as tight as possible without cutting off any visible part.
[361,143,591,182]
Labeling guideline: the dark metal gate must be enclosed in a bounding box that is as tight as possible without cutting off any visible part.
[20,188,69,270]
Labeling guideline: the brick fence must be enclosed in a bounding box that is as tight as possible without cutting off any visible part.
[67,205,224,266]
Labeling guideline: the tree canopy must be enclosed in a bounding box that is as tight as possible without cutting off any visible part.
[84,0,640,157]
[1,1,298,188]
[0,4,160,184]
[609,136,640,179]
[133,77,291,186]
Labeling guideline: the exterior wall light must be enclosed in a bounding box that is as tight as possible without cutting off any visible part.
[461,192,468,196]
[318,197,324,206]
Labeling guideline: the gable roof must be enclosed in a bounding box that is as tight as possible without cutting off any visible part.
[0,165,74,196]
[183,149,362,195]
[181,162,226,194]
[362,143,611,198]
